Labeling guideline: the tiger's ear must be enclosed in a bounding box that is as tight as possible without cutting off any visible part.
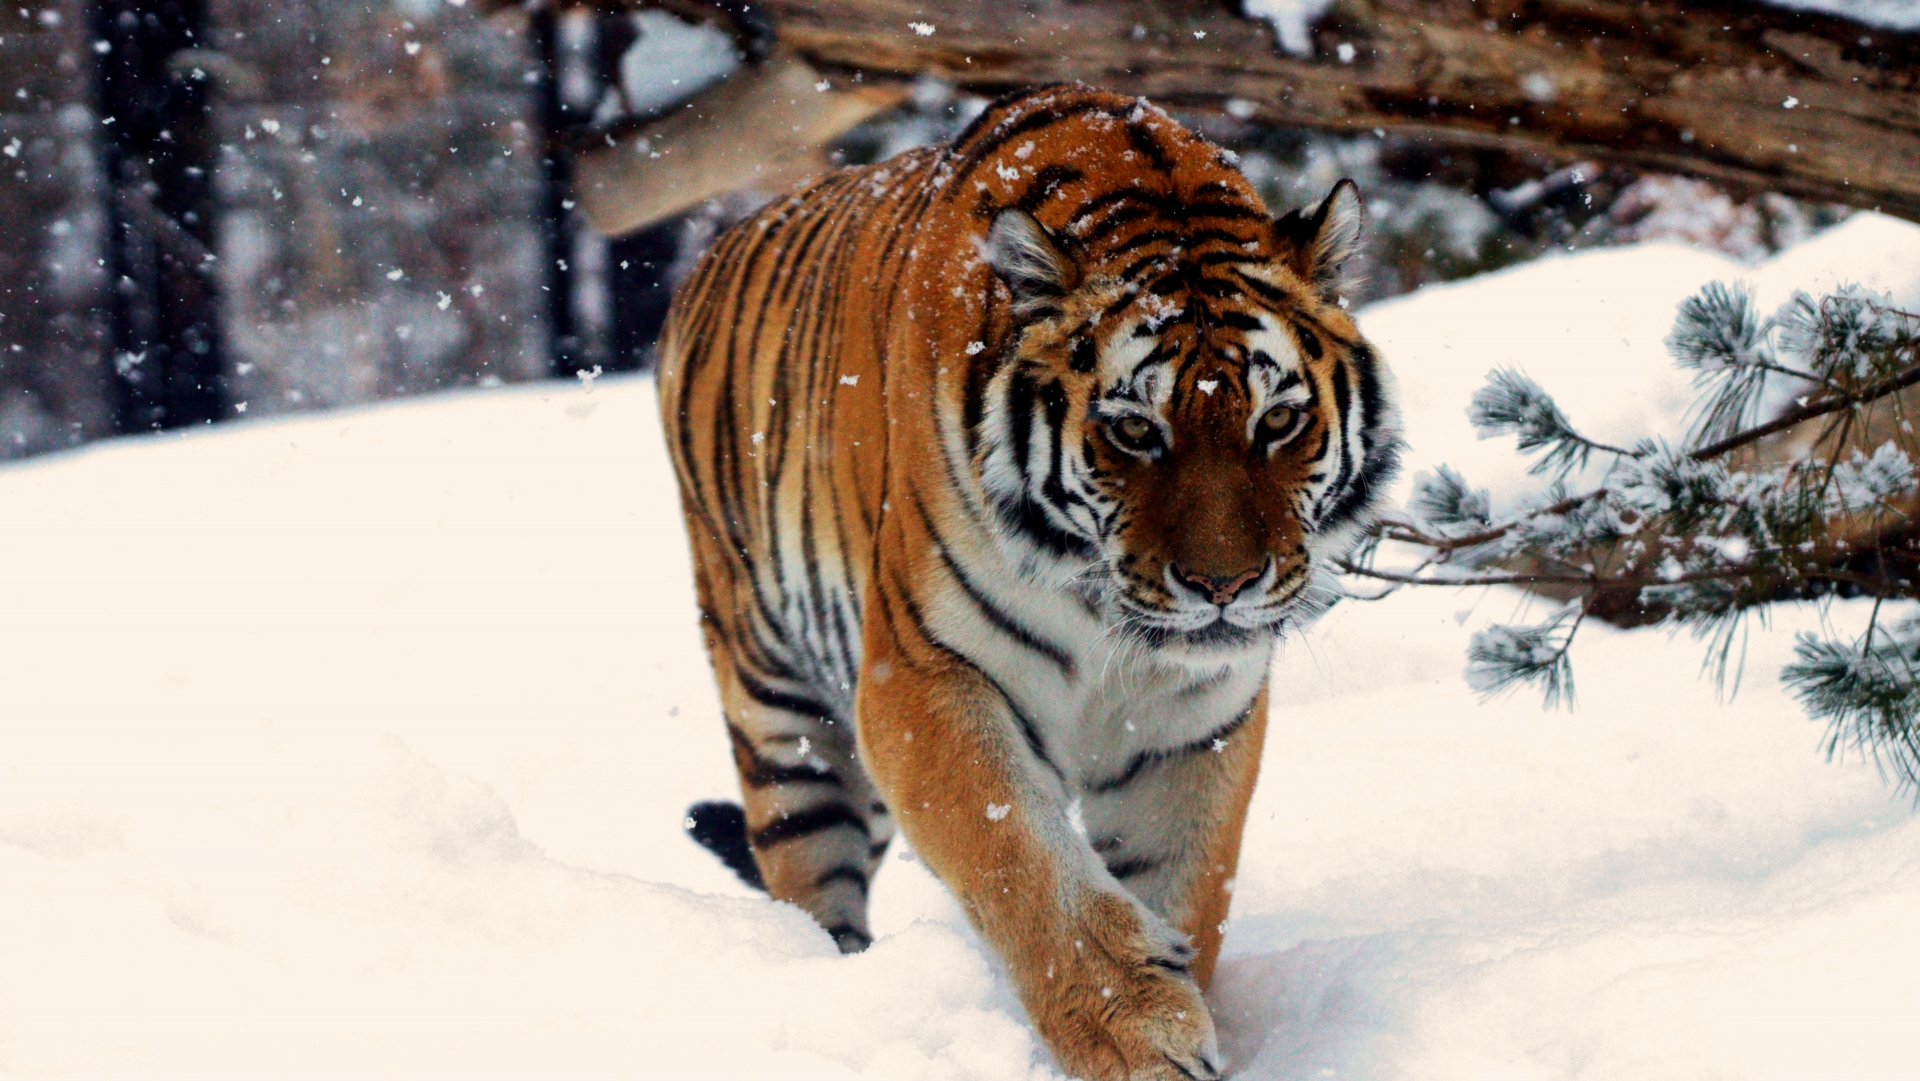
[1273,179,1364,301]
[981,208,1078,319]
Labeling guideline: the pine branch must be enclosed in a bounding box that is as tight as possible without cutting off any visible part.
[1346,283,1920,794]
[1688,359,1920,462]
[1374,490,1606,553]
[1785,628,1920,794]
[1466,607,1583,708]
[1470,369,1634,478]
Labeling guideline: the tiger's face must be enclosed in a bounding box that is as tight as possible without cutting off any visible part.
[975,181,1399,661]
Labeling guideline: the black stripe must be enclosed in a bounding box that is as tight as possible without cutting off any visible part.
[1078,202,1161,245]
[888,562,1067,781]
[1315,360,1356,523]
[1303,425,1331,465]
[1265,369,1304,393]
[727,724,840,789]
[1038,377,1084,525]
[1322,426,1402,531]
[1069,335,1098,373]
[735,666,833,720]
[922,494,1078,676]
[953,96,1129,190]
[1017,164,1085,212]
[750,803,869,848]
[1126,121,1175,171]
[1110,228,1189,258]
[1231,268,1296,310]
[1117,251,1174,285]
[991,492,1096,561]
[1087,700,1258,793]
[1007,369,1039,482]
[1175,200,1267,223]
[950,82,1079,152]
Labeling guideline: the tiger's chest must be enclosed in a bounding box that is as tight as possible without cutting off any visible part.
[900,563,1272,788]
[759,508,1266,783]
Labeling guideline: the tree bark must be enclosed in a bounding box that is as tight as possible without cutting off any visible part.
[680,0,1920,226]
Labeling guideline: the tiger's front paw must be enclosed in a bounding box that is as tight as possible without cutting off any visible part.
[1026,894,1222,1081]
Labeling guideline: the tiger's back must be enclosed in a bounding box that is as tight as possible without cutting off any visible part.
[659,151,940,720]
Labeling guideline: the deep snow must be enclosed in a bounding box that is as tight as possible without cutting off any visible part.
[5,214,1920,1080]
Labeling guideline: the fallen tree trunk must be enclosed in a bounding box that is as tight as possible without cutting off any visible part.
[523,0,1920,233]
[765,0,1920,222]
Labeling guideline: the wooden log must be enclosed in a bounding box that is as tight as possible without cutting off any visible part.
[740,0,1920,224]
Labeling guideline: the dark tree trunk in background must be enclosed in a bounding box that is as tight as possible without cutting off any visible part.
[532,9,588,379]
[94,0,227,432]
[606,222,680,370]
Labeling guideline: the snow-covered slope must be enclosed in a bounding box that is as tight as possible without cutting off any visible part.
[5,216,1920,1081]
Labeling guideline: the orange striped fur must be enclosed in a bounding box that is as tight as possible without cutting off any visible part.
[659,86,1399,1081]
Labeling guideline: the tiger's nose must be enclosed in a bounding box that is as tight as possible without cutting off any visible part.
[1174,564,1264,606]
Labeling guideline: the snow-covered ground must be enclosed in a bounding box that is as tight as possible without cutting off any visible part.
[5,214,1920,1080]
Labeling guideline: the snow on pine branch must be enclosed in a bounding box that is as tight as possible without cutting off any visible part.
[1345,283,1920,795]
[1469,369,1634,479]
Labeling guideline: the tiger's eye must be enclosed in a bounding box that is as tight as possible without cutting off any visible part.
[1261,405,1297,434]
[1109,415,1159,452]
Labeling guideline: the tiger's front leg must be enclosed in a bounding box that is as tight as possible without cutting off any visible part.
[857,601,1223,1081]
[1081,687,1270,991]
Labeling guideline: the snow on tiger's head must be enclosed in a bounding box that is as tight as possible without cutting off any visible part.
[961,88,1401,660]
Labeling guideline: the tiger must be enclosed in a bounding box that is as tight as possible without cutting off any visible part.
[658,85,1399,1081]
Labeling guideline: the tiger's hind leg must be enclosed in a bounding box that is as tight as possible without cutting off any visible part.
[685,800,765,890]
[700,635,894,953]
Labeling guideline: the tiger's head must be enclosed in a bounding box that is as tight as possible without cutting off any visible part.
[970,142,1400,662]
